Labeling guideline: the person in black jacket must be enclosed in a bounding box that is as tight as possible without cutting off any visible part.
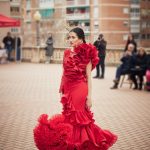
[124,33,137,53]
[130,47,147,90]
[111,43,135,89]
[93,34,107,79]
[45,33,54,64]
[3,32,14,61]
[14,34,21,61]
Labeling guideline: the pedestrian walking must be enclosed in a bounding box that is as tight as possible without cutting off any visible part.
[45,33,54,64]
[3,32,14,61]
[93,34,107,79]
[14,34,21,62]
[34,27,117,150]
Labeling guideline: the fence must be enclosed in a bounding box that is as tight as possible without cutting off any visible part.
[21,46,150,65]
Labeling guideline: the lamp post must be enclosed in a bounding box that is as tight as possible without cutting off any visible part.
[32,11,41,63]
[34,11,41,46]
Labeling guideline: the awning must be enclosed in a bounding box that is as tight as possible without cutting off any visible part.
[0,14,20,27]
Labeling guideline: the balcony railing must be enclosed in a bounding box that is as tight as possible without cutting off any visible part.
[21,47,150,65]
[130,25,140,33]
[10,0,20,6]
[66,0,89,7]
[66,13,90,20]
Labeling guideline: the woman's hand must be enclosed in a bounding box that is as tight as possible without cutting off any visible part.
[86,97,92,110]
[60,92,63,98]
[136,66,140,69]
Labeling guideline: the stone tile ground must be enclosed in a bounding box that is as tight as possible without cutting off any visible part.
[0,63,150,150]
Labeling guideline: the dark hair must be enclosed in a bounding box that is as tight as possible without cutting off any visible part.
[99,34,103,39]
[69,27,86,43]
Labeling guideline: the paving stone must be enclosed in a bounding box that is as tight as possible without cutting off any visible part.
[0,63,150,150]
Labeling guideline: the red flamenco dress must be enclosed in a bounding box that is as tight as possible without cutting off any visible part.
[33,43,117,150]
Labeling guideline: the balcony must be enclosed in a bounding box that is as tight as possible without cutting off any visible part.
[10,0,20,6]
[82,26,90,33]
[130,25,140,33]
[130,13,140,20]
[66,0,89,7]
[66,13,90,20]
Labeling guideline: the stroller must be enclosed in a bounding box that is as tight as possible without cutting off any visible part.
[145,70,150,91]
[145,55,150,91]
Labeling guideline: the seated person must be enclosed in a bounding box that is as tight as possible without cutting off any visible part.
[111,43,135,89]
[0,44,8,64]
[130,47,147,90]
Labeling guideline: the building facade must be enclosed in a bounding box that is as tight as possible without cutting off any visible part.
[140,0,150,47]
[0,0,10,43]
[10,0,21,33]
[1,0,149,48]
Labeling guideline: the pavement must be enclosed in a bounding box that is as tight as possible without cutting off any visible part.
[0,63,150,150]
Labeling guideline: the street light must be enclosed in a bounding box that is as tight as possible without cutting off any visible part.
[34,11,41,46]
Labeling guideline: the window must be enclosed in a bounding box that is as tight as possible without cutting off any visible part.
[123,34,128,41]
[131,20,140,25]
[93,7,99,18]
[123,8,129,14]
[142,34,146,40]
[93,0,98,5]
[123,21,129,27]
[147,21,150,28]
[10,7,19,13]
[131,0,140,4]
[147,34,150,39]
[11,28,19,33]
[141,9,149,16]
[40,9,54,19]
[142,21,147,29]
[132,33,139,40]
[130,8,140,17]
[26,0,31,10]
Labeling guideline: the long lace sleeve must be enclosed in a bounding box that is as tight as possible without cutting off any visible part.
[59,71,64,93]
[59,51,66,93]
[89,44,99,70]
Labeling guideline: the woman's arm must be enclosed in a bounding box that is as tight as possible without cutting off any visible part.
[86,61,92,109]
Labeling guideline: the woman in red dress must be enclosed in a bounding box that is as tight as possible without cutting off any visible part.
[33,27,117,150]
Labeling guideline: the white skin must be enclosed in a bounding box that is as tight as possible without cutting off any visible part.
[124,44,134,56]
[60,31,92,109]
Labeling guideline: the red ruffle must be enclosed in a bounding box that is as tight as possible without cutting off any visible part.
[73,43,99,70]
[33,94,117,150]
[62,43,99,82]
[33,114,73,150]
[61,94,95,126]
[60,93,117,150]
[59,43,99,93]
[33,43,117,150]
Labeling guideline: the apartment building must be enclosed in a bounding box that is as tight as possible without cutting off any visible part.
[21,0,150,48]
[0,0,10,42]
[10,0,21,33]
[140,0,150,47]
[66,0,90,42]
[130,0,141,46]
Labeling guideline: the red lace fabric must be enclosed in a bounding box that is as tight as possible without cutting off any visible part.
[33,43,117,150]
[59,43,99,93]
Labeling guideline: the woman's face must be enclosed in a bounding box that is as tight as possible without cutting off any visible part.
[138,48,145,56]
[68,32,83,47]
